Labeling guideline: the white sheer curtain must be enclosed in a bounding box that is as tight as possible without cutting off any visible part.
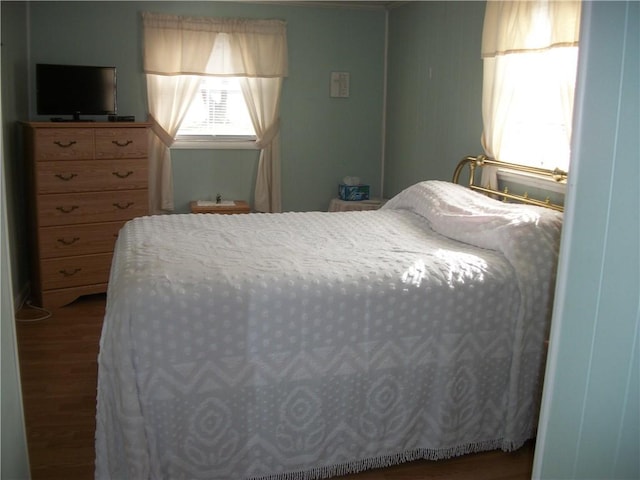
[146,75,202,212]
[239,77,283,212]
[480,1,581,187]
[228,27,287,212]
[142,12,288,214]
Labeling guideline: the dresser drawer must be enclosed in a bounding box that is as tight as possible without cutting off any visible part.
[95,128,148,159]
[36,159,148,194]
[34,128,94,161]
[38,221,125,259]
[38,190,148,226]
[41,253,112,290]
[24,121,150,308]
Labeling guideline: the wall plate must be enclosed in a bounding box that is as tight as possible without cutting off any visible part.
[330,72,350,98]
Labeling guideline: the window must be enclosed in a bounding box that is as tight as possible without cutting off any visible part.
[481,1,581,173]
[493,47,578,172]
[143,12,287,212]
[175,77,256,146]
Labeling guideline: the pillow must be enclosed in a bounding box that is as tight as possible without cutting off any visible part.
[382,180,563,254]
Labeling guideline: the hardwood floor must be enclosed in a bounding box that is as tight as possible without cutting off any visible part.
[15,294,535,480]
[16,294,104,480]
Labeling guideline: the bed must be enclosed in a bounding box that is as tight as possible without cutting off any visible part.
[95,156,565,479]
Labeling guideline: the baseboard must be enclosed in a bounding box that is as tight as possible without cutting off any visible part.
[14,282,30,312]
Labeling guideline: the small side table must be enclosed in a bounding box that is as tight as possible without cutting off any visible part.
[190,200,250,215]
[328,198,386,212]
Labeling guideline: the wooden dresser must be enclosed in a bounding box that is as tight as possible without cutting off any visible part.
[23,122,150,308]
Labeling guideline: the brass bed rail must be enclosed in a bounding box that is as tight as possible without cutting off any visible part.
[452,155,568,212]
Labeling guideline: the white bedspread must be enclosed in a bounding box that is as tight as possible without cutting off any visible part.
[95,181,563,480]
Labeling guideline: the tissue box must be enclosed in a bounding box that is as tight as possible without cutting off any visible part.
[339,183,370,201]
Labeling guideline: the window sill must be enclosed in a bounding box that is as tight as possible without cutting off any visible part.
[172,139,259,150]
[497,169,567,194]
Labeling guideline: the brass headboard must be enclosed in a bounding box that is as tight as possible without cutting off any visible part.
[453,155,568,212]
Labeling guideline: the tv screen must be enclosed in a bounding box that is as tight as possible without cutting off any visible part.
[36,64,117,121]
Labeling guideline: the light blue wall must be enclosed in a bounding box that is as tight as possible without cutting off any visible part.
[3,2,638,478]
[1,0,30,296]
[387,1,639,477]
[534,2,639,478]
[1,3,31,478]
[0,155,30,480]
[384,1,485,198]
[27,1,386,212]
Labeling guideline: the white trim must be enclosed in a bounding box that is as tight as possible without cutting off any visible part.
[531,3,591,477]
[240,1,393,10]
[380,8,388,199]
[497,169,567,195]
[172,139,259,150]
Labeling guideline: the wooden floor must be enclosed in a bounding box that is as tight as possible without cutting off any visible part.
[16,294,535,480]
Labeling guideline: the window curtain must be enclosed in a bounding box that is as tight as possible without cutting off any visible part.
[480,1,581,187]
[146,75,202,212]
[239,77,283,212]
[142,12,288,214]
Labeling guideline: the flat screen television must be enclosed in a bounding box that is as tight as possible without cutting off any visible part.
[36,63,117,121]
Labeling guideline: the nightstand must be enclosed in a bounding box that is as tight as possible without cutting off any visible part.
[190,200,250,215]
[328,198,387,212]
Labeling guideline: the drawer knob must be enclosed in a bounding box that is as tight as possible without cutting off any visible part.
[112,140,133,147]
[113,202,134,210]
[59,268,81,277]
[112,171,134,179]
[53,140,77,148]
[57,237,80,246]
[55,173,78,181]
[56,205,79,214]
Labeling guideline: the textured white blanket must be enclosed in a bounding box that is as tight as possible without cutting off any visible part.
[96,181,562,479]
